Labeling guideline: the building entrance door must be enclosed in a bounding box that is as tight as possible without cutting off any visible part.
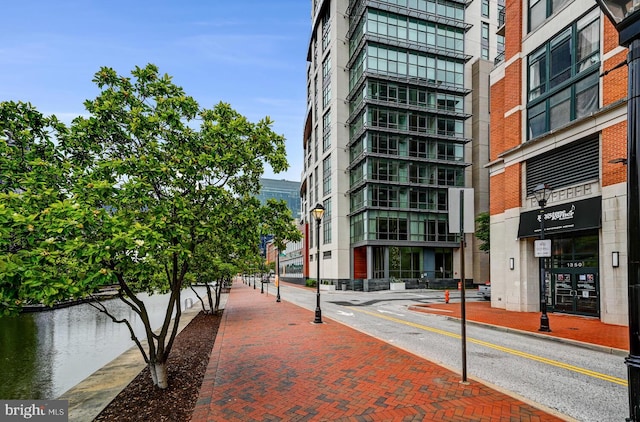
[550,268,599,316]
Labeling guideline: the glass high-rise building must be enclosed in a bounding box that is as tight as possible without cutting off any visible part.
[302,0,498,289]
[257,178,301,220]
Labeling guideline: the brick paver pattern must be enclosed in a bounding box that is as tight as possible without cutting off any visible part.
[411,300,628,351]
[191,283,565,421]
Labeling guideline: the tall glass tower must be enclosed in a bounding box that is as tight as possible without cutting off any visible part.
[303,0,496,289]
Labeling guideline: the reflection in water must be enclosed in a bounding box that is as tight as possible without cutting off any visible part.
[0,288,206,399]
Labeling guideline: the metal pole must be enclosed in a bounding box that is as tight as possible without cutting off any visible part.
[539,204,551,332]
[314,218,323,323]
[627,38,640,422]
[459,189,468,383]
[276,247,281,302]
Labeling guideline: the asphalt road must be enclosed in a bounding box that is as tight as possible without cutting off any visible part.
[269,284,627,422]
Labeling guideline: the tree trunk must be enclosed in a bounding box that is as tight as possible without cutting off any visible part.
[149,363,159,386]
[206,283,214,313]
[152,361,169,389]
[214,279,221,312]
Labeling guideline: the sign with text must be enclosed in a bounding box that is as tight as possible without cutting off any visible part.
[1,400,68,421]
[517,196,601,238]
[534,239,552,257]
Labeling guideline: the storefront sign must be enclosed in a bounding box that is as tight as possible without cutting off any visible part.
[534,239,551,257]
[517,196,601,238]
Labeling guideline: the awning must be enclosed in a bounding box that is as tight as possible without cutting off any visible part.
[517,196,601,238]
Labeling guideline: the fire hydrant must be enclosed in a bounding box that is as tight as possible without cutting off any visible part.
[444,289,450,303]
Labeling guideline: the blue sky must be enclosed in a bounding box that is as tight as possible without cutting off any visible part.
[1,1,310,181]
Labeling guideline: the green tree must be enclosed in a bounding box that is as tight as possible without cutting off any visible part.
[475,212,490,253]
[0,64,288,389]
[0,101,72,315]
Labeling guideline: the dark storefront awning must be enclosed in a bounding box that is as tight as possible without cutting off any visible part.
[517,196,601,238]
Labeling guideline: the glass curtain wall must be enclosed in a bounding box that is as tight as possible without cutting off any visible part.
[347,0,468,281]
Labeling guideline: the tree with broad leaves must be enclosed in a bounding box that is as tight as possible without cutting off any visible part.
[0,64,291,389]
[475,212,490,253]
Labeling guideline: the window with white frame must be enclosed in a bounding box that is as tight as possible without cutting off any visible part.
[529,0,572,32]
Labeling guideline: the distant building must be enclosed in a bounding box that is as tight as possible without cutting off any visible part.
[265,220,305,283]
[256,178,301,220]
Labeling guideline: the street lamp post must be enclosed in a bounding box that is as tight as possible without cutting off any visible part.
[594,2,640,419]
[312,203,325,324]
[534,183,552,333]
[276,246,281,303]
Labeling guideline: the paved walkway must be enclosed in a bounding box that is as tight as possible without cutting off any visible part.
[191,283,575,421]
[409,299,628,354]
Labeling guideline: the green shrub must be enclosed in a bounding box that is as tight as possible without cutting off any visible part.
[306,279,317,287]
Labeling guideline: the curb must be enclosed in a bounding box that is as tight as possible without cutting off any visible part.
[57,295,225,422]
[407,305,629,357]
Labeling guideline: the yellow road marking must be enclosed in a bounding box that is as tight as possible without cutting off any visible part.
[350,307,627,386]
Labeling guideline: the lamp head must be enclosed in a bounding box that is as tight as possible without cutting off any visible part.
[533,183,552,207]
[596,0,640,46]
[311,203,325,222]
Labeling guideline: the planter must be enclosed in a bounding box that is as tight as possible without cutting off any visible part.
[320,284,336,291]
[389,282,406,291]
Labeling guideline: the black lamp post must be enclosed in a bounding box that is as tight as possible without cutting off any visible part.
[312,203,325,324]
[533,183,552,333]
[276,246,281,303]
[594,2,640,419]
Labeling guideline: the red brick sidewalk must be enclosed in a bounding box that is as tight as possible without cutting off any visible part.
[191,283,569,421]
[409,300,629,352]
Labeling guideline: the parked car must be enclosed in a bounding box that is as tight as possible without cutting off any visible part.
[477,282,491,300]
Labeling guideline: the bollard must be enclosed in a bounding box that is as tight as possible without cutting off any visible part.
[445,289,450,303]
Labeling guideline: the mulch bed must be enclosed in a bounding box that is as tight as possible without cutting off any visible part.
[94,311,221,422]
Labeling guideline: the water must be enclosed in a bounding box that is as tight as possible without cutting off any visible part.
[0,288,208,400]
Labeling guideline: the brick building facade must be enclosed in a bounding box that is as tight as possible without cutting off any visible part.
[488,0,629,325]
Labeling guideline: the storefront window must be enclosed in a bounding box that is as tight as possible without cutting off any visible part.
[549,231,598,268]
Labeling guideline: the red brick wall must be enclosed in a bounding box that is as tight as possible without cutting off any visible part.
[603,50,628,107]
[504,0,523,61]
[602,121,628,186]
[490,78,505,162]
[489,164,521,217]
[603,18,620,55]
[490,172,505,215]
[488,0,524,218]
[303,223,309,278]
[504,164,521,209]
[503,111,522,152]
[601,16,628,187]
